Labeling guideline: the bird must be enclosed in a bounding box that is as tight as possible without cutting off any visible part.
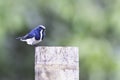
[16,25,46,46]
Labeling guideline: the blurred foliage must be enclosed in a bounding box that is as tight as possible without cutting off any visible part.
[0,0,120,80]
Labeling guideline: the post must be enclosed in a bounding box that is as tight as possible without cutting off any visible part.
[35,47,79,80]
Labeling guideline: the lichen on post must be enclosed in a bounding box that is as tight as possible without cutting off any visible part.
[35,47,79,80]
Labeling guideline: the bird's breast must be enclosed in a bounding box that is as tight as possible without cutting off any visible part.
[25,37,41,45]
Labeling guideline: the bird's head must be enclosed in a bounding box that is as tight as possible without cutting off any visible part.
[38,25,46,30]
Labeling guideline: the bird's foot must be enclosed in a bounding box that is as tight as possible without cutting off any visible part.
[33,44,39,47]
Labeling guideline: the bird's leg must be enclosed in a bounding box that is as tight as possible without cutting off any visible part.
[33,44,39,47]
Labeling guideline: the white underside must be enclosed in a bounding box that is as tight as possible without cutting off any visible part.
[21,29,43,45]
[21,37,41,45]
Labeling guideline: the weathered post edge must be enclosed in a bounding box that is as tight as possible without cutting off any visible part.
[35,46,79,80]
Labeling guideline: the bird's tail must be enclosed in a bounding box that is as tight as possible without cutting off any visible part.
[16,37,24,40]
[16,37,26,41]
[16,37,22,40]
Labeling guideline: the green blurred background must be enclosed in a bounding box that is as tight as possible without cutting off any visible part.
[0,0,120,80]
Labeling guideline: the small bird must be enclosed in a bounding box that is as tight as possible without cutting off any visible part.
[16,25,46,46]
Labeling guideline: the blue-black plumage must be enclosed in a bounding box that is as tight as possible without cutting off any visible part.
[16,25,46,45]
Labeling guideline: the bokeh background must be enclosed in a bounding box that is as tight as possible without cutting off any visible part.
[0,0,120,80]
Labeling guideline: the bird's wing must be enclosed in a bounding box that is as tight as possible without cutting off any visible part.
[22,33,34,40]
[29,27,41,40]
[16,31,35,40]
[34,32,40,40]
[20,26,40,40]
[23,27,41,40]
